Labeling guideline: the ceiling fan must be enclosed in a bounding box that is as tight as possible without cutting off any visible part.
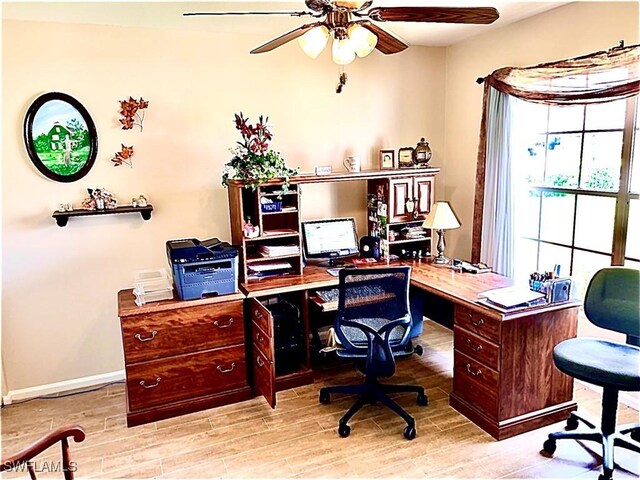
[184,1,500,65]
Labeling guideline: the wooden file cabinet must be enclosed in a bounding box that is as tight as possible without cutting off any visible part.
[449,304,577,440]
[118,291,252,426]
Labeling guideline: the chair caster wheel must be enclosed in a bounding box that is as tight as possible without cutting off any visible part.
[403,425,416,440]
[417,393,428,406]
[630,430,640,442]
[542,438,556,455]
[598,474,612,480]
[319,390,330,405]
[338,423,351,438]
[566,415,579,431]
[414,345,424,356]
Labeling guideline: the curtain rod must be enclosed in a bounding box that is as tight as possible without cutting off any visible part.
[475,40,632,85]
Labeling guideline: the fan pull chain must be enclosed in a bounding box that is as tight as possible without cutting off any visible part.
[336,67,348,94]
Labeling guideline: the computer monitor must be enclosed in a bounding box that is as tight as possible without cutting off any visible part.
[302,217,359,266]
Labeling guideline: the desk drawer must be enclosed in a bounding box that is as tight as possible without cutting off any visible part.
[455,306,500,343]
[121,300,244,364]
[454,326,500,371]
[453,351,499,418]
[250,298,273,337]
[127,345,247,412]
[252,321,274,362]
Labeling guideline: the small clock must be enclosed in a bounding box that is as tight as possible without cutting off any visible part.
[398,147,415,168]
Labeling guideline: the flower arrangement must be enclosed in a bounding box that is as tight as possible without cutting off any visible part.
[222,113,298,190]
[81,187,117,210]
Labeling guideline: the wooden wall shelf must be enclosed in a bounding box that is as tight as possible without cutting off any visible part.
[52,205,154,227]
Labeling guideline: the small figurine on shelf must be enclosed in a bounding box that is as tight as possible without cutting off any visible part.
[82,188,118,211]
[137,195,148,207]
[243,217,260,239]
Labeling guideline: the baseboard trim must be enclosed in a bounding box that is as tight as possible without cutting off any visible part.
[3,370,125,405]
[577,380,639,411]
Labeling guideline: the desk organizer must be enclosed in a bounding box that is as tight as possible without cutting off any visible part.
[529,277,572,304]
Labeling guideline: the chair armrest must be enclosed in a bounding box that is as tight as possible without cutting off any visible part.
[1,425,86,470]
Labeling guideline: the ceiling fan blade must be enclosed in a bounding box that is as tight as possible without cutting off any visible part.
[367,7,499,24]
[358,21,408,54]
[184,11,313,18]
[250,22,326,54]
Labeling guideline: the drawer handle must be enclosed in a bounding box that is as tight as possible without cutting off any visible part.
[255,310,264,320]
[465,363,482,377]
[467,313,484,327]
[256,332,266,344]
[214,318,234,329]
[134,331,158,342]
[216,362,236,373]
[465,338,483,352]
[256,356,265,367]
[140,377,162,389]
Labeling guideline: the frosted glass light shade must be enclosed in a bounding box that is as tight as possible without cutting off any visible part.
[335,1,368,8]
[332,36,355,65]
[422,202,461,230]
[348,24,377,58]
[298,26,330,59]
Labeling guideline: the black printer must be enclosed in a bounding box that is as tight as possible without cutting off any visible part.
[166,238,238,300]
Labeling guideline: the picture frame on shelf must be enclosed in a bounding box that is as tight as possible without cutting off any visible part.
[379,149,395,170]
[398,147,415,169]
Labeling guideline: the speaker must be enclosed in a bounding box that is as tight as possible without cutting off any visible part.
[359,236,381,260]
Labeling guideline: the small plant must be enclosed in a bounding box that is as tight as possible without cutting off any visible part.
[119,97,149,131]
[222,113,298,190]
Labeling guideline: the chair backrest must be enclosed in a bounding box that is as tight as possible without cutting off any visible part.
[334,266,412,353]
[0,425,85,480]
[584,267,640,346]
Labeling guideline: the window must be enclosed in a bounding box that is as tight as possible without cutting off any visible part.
[513,95,638,297]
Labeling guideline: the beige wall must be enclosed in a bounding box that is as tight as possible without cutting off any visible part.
[1,19,445,392]
[443,1,640,260]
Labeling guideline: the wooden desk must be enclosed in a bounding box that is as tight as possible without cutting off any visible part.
[240,260,580,440]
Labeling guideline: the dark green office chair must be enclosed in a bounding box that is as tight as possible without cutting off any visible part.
[542,267,640,480]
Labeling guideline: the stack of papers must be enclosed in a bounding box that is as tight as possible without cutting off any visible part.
[257,244,300,257]
[478,286,545,311]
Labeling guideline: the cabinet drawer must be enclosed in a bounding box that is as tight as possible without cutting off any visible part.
[252,343,276,408]
[453,351,499,419]
[250,298,273,337]
[127,345,247,412]
[121,300,245,364]
[252,321,274,362]
[455,306,500,343]
[454,326,500,371]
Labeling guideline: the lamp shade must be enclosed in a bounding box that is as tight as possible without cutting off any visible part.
[298,25,330,59]
[348,24,377,58]
[422,202,461,230]
[332,35,355,65]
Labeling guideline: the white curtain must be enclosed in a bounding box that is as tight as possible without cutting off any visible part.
[480,87,515,278]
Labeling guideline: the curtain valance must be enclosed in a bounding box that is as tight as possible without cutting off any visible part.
[483,43,640,105]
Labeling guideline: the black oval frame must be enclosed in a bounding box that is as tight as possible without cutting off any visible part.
[23,92,98,183]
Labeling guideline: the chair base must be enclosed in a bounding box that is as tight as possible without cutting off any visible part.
[543,408,640,479]
[319,378,428,440]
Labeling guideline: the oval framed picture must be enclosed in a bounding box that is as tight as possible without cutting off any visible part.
[23,92,98,183]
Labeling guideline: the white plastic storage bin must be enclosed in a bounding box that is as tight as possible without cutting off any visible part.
[133,268,172,294]
[133,285,173,306]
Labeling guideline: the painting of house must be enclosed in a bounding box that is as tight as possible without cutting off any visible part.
[47,122,77,151]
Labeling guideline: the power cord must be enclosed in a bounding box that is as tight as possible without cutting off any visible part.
[1,380,125,408]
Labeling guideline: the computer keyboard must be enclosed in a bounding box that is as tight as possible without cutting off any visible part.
[316,288,339,303]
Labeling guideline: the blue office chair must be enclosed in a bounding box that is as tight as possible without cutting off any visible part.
[542,267,640,480]
[318,267,428,440]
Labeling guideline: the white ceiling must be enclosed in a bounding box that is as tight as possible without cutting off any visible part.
[2,1,566,47]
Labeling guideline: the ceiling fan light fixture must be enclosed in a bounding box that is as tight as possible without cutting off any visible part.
[332,33,355,65]
[298,25,330,59]
[334,1,368,9]
[348,23,377,58]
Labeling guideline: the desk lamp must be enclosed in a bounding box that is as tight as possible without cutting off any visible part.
[422,202,461,265]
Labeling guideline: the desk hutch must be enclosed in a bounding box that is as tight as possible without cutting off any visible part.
[117,169,579,440]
